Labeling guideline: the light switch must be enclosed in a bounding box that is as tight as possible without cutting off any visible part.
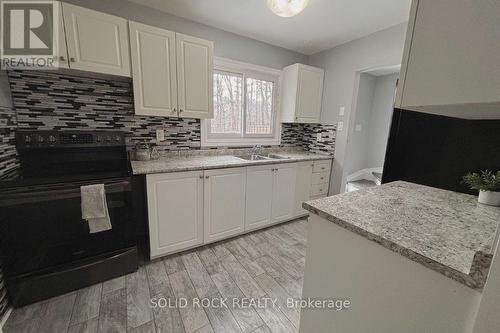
[355,124,362,132]
[156,129,165,142]
[337,121,344,131]
[339,106,345,116]
[316,133,322,141]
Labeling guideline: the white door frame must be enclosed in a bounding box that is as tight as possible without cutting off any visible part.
[340,64,401,193]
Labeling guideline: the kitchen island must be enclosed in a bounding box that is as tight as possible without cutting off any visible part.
[301,181,500,333]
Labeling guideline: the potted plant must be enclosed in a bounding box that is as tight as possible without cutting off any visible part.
[462,170,500,206]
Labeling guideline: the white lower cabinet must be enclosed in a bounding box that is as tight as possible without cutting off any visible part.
[204,168,246,244]
[146,160,331,258]
[295,161,314,216]
[245,165,275,231]
[146,171,204,258]
[271,164,297,224]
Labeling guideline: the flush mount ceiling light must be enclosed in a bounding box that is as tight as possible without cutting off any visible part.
[267,0,310,17]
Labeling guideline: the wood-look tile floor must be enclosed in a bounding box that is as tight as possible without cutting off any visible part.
[4,218,309,333]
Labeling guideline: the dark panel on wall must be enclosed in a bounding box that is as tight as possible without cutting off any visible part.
[383,109,500,194]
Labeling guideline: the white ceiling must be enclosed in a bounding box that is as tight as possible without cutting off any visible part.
[128,0,411,55]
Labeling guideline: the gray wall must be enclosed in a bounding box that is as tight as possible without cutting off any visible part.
[309,23,408,194]
[346,72,398,177]
[61,0,308,69]
[346,73,376,176]
[366,73,399,168]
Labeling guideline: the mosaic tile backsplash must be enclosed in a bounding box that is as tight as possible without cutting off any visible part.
[0,105,18,322]
[0,106,19,178]
[7,70,335,155]
[281,123,336,155]
[8,70,201,151]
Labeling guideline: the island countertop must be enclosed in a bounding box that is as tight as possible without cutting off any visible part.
[303,181,500,289]
[131,150,332,175]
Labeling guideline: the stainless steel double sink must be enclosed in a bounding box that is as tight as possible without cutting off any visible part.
[234,154,290,161]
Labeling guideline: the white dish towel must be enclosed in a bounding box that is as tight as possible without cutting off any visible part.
[81,184,112,233]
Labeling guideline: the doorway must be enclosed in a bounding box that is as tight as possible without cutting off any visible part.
[342,66,400,193]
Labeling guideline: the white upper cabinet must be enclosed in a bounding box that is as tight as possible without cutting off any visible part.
[281,64,324,123]
[62,3,131,77]
[55,2,69,69]
[204,168,246,243]
[129,21,177,117]
[176,34,214,119]
[396,0,500,119]
[128,24,214,119]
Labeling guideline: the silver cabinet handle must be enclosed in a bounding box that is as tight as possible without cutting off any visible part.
[172,108,177,114]
[70,57,75,62]
[199,175,203,179]
[59,56,65,61]
[179,109,184,113]
[205,176,209,179]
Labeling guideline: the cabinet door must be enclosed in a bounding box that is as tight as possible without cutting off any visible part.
[296,65,324,123]
[55,2,69,69]
[245,165,274,231]
[176,33,214,119]
[400,0,500,112]
[204,168,246,243]
[272,163,297,224]
[146,172,203,258]
[129,21,177,117]
[62,3,131,76]
[294,161,313,216]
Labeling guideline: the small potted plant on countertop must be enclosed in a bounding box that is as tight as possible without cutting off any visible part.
[463,170,500,206]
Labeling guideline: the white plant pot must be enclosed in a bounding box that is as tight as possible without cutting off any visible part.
[478,190,500,207]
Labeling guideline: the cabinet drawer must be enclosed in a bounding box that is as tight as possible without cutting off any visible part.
[313,160,331,173]
[311,183,328,197]
[312,172,329,185]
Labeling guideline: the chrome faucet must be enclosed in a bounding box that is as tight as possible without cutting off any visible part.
[250,144,263,156]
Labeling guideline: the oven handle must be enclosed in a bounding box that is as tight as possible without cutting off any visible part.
[0,180,131,206]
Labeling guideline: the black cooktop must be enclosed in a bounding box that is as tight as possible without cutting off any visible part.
[0,130,131,190]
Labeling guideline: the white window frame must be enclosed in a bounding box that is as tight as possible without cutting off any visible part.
[202,57,283,147]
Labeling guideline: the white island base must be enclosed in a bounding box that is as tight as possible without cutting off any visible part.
[300,214,483,333]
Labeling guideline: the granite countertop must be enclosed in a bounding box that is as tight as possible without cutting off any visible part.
[303,181,500,290]
[131,151,332,175]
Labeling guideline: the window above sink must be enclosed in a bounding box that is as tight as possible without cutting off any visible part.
[202,58,283,147]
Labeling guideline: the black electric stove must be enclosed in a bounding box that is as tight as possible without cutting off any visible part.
[0,130,138,307]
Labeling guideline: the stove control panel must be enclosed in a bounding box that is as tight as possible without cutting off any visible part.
[16,131,126,149]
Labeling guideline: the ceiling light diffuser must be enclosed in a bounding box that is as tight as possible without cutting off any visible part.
[267,0,310,18]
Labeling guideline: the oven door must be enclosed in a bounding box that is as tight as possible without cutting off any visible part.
[0,178,135,277]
